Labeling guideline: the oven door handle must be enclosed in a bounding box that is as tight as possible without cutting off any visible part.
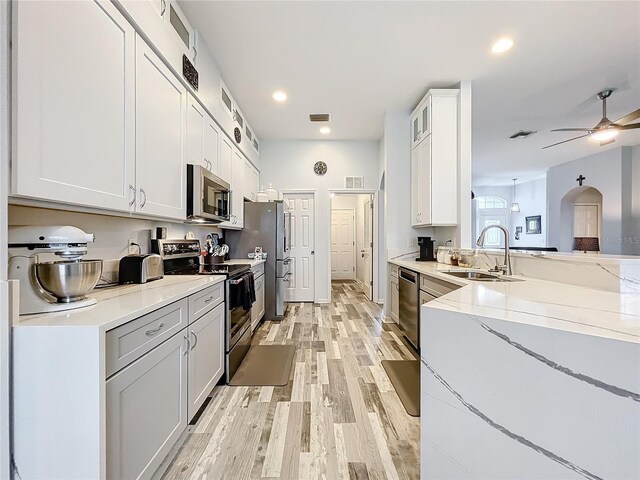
[229,277,244,285]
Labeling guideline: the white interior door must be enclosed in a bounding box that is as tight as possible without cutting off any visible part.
[363,198,373,300]
[573,204,599,237]
[331,209,355,280]
[284,193,315,302]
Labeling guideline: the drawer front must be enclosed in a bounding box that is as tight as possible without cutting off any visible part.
[189,282,224,323]
[390,264,399,278]
[420,274,459,297]
[251,262,265,278]
[106,298,188,377]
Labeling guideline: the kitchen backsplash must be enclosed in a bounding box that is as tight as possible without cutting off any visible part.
[8,205,223,281]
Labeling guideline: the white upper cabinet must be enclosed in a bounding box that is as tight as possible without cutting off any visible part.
[219,135,233,184]
[220,147,245,229]
[186,96,205,168]
[186,94,220,174]
[12,0,136,212]
[411,89,458,227]
[204,119,221,176]
[135,37,187,219]
[118,0,195,71]
[411,96,431,149]
[243,159,259,202]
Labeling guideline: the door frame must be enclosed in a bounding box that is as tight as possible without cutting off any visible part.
[280,189,318,302]
[330,208,356,281]
[328,189,378,304]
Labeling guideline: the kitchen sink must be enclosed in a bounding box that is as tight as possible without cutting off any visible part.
[442,271,523,282]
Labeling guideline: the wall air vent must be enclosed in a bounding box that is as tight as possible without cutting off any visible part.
[344,176,364,189]
[309,113,331,122]
[509,130,538,139]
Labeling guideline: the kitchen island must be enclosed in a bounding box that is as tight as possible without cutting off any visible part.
[388,257,640,479]
[13,275,227,480]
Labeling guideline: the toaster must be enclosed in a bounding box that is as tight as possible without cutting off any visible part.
[118,254,164,284]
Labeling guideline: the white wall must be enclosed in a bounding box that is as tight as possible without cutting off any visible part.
[547,146,638,255]
[260,140,379,303]
[511,178,547,248]
[622,145,640,255]
[382,110,436,259]
[8,205,223,281]
[0,2,10,477]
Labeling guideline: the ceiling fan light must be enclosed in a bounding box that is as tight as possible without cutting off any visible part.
[590,128,619,142]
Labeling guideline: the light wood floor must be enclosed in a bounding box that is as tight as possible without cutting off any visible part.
[162,281,420,480]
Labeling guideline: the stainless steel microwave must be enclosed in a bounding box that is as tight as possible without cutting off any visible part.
[186,165,231,223]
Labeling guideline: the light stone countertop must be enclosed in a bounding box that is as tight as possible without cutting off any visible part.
[14,258,265,330]
[14,275,225,330]
[389,256,640,344]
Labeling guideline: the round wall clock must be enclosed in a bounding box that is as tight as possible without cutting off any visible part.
[234,127,242,144]
[314,161,327,176]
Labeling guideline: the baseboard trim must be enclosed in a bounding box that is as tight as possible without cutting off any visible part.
[316,298,330,304]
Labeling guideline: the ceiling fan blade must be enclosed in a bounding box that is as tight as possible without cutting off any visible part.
[542,134,590,149]
[550,128,593,132]
[615,108,640,125]
[618,122,640,130]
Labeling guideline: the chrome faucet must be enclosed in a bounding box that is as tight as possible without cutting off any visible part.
[476,225,512,276]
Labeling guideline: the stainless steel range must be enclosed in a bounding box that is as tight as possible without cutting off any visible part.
[152,239,254,383]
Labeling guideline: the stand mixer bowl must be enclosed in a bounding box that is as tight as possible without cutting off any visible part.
[35,259,103,303]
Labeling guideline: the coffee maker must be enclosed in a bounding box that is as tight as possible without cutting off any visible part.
[416,236,436,262]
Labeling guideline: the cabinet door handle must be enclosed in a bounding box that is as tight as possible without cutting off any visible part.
[191,331,198,350]
[129,185,136,207]
[145,323,165,336]
[160,0,166,16]
[204,295,214,304]
[140,188,147,208]
[183,334,191,355]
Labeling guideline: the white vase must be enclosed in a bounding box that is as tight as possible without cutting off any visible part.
[265,183,278,201]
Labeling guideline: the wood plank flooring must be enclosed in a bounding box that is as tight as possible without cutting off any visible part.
[162,281,420,480]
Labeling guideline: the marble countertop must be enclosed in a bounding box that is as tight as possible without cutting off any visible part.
[14,275,225,331]
[389,257,640,344]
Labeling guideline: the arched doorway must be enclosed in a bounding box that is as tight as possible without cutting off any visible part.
[559,187,603,252]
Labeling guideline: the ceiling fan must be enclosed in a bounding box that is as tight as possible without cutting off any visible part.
[542,89,640,149]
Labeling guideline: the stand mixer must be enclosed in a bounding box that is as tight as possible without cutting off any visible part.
[8,226,103,315]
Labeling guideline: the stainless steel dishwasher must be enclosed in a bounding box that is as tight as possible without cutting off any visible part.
[398,268,419,350]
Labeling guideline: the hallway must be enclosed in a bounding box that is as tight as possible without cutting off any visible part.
[162,281,420,480]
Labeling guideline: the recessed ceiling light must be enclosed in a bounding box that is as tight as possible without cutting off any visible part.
[272,90,287,102]
[320,126,331,135]
[491,38,514,54]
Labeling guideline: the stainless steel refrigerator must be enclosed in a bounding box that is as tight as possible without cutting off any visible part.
[227,201,291,321]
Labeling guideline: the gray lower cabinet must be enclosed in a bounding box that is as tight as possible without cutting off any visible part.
[106,331,188,480]
[251,273,265,332]
[187,302,225,420]
[390,275,400,323]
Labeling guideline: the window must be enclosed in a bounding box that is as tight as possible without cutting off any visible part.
[477,195,507,209]
[221,87,232,113]
[169,5,189,48]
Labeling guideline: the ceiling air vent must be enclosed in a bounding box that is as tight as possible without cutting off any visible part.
[309,113,331,122]
[509,130,538,139]
[345,176,364,189]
